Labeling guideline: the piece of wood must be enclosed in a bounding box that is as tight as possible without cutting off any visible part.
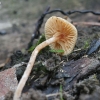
[0,68,18,100]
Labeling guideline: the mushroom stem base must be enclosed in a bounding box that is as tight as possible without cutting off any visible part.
[13,36,57,100]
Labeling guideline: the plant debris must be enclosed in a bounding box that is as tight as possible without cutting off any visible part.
[87,38,100,55]
[73,75,100,100]
[0,68,18,100]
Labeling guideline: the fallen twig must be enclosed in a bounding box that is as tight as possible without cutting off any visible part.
[0,58,11,68]
[74,48,82,52]
[0,63,5,68]
[73,22,100,26]
[0,62,27,69]
[13,62,27,68]
[27,7,50,49]
[46,92,60,97]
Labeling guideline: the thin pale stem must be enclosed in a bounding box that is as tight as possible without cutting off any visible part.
[13,36,58,100]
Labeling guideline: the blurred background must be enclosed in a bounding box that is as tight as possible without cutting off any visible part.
[0,0,100,63]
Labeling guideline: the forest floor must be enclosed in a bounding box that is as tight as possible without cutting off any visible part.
[0,0,100,100]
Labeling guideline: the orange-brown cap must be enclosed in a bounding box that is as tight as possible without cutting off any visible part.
[45,16,77,55]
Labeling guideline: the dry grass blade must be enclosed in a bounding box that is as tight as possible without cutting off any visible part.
[73,22,100,26]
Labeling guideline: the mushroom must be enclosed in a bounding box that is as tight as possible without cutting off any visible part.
[14,16,77,100]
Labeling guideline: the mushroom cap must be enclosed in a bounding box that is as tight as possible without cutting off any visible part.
[45,16,77,55]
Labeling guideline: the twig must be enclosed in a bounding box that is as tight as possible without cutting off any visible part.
[45,9,100,15]
[0,63,5,68]
[73,22,100,26]
[13,62,27,68]
[27,7,50,49]
[0,58,11,68]
[74,48,82,52]
[46,92,60,97]
[0,62,26,69]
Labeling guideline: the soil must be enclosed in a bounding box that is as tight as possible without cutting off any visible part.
[0,0,100,100]
[3,21,100,100]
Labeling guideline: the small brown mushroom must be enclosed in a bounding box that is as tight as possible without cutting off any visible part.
[45,16,77,55]
[14,16,77,100]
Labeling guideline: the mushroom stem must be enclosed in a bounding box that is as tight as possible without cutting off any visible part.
[14,36,58,100]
